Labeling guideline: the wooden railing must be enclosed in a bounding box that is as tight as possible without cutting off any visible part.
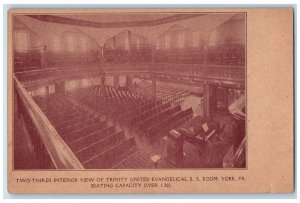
[15,65,103,87]
[14,76,84,169]
[150,63,245,81]
[102,63,150,71]
[15,67,58,85]
[15,63,245,89]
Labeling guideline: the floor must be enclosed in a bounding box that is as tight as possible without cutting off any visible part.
[115,94,235,169]
[13,91,237,169]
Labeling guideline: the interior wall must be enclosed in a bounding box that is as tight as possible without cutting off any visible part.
[14,13,239,48]
[104,30,149,49]
[208,14,245,46]
[13,19,39,51]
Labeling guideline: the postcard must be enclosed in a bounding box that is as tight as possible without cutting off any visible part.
[7,8,294,194]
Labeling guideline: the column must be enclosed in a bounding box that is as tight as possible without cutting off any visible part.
[126,75,133,89]
[114,75,120,89]
[150,45,155,63]
[203,45,208,65]
[152,78,157,99]
[128,30,132,52]
[45,86,50,113]
[40,45,48,68]
[98,46,104,64]
[223,88,229,109]
[45,86,50,95]
[55,81,65,94]
[113,36,117,49]
[203,39,209,65]
[203,83,210,119]
[100,75,106,97]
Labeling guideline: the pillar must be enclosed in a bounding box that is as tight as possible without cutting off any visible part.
[126,75,133,89]
[203,45,208,65]
[100,75,106,97]
[55,81,65,94]
[128,30,132,52]
[113,37,117,49]
[98,46,104,64]
[150,45,155,63]
[114,75,120,89]
[45,86,50,95]
[40,45,47,68]
[202,39,209,65]
[152,78,157,99]
[223,88,229,109]
[203,83,210,119]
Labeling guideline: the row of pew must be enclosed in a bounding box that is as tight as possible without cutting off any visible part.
[69,85,194,144]
[33,93,137,169]
[132,80,191,105]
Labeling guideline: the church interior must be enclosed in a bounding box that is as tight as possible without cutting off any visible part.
[12,12,246,170]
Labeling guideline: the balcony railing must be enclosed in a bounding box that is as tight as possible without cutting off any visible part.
[15,63,245,89]
[15,65,103,87]
[150,63,245,81]
[14,76,84,169]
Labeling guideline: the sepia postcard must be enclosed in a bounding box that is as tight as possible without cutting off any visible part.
[7,8,294,194]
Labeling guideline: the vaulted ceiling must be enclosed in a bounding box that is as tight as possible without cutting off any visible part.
[13,13,242,46]
[27,13,206,28]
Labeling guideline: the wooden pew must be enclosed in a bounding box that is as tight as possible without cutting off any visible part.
[62,121,108,143]
[58,116,102,135]
[68,125,116,150]
[83,136,136,169]
[75,131,126,162]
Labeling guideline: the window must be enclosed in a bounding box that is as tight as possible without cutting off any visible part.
[156,39,160,50]
[78,36,87,51]
[136,38,141,49]
[192,32,199,47]
[52,36,60,51]
[178,32,185,48]
[124,37,129,50]
[209,30,218,46]
[15,32,28,51]
[165,35,171,49]
[66,35,75,51]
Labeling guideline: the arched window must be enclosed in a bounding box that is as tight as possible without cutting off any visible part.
[177,32,185,48]
[136,38,141,49]
[52,35,60,51]
[165,35,171,49]
[124,36,129,50]
[15,31,28,51]
[78,36,87,51]
[192,32,199,47]
[156,39,160,50]
[209,30,218,46]
[66,35,75,51]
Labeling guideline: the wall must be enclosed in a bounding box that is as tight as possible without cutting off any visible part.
[13,18,39,51]
[208,14,245,46]
[104,30,149,49]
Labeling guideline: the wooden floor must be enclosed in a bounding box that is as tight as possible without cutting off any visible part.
[115,107,233,169]
[15,85,234,169]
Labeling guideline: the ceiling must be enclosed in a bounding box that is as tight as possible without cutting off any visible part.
[26,13,207,28]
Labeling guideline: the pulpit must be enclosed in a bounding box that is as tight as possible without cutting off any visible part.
[166,129,184,167]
